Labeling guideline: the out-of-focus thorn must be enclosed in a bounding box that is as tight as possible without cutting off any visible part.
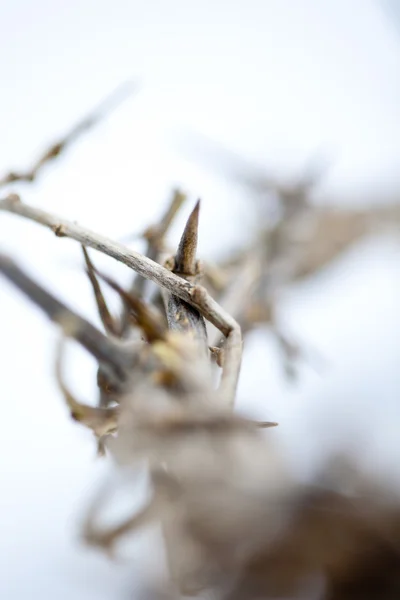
[209,346,224,367]
[174,200,200,276]
[293,150,335,190]
[256,421,278,428]
[144,188,187,244]
[95,269,166,343]
[119,188,186,245]
[175,129,272,192]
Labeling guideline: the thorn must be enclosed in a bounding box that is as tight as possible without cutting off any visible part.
[94,269,166,343]
[55,337,119,438]
[82,246,120,337]
[256,421,279,428]
[209,346,224,367]
[174,199,200,276]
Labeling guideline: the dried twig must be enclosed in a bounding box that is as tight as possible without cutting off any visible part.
[0,252,129,377]
[0,81,139,188]
[95,268,167,343]
[4,80,400,600]
[83,495,160,555]
[82,246,121,337]
[55,337,119,438]
[0,194,242,404]
[4,115,400,600]
[120,188,186,335]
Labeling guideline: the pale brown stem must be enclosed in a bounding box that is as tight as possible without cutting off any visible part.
[120,188,186,334]
[0,195,242,404]
[0,251,129,376]
[82,246,121,337]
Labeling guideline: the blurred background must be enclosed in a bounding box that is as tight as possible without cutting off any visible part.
[0,0,400,598]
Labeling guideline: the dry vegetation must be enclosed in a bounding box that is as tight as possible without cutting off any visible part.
[1,85,400,600]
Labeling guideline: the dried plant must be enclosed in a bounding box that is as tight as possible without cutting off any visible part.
[1,88,400,600]
[181,131,400,377]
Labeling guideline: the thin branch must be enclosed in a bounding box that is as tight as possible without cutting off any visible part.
[120,188,186,334]
[209,250,262,347]
[82,469,179,555]
[0,195,242,403]
[0,80,139,188]
[95,268,167,343]
[0,251,129,375]
[82,246,121,337]
[164,293,208,349]
[142,189,187,251]
[55,337,119,438]
[83,496,158,555]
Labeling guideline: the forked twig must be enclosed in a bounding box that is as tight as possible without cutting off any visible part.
[94,268,167,343]
[0,194,242,404]
[83,496,159,556]
[120,188,186,335]
[82,246,121,337]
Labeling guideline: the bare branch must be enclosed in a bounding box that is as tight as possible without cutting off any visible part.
[144,188,188,245]
[82,469,178,555]
[82,246,121,337]
[120,188,186,335]
[0,195,242,403]
[0,80,139,189]
[0,251,129,375]
[94,268,167,343]
[83,497,158,555]
[0,195,235,331]
[55,337,118,438]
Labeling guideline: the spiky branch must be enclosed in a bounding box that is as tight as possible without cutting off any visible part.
[0,193,242,404]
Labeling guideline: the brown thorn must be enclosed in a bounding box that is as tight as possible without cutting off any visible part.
[174,199,200,276]
[82,245,121,337]
[209,345,224,367]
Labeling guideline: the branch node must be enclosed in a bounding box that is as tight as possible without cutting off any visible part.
[52,224,67,237]
[6,192,21,205]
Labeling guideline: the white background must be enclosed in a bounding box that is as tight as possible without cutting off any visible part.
[0,1,400,598]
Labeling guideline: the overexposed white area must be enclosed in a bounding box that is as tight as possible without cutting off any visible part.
[0,0,400,598]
